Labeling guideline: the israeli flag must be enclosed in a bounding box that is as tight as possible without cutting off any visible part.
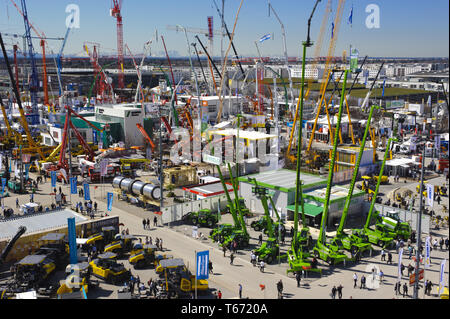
[196,250,209,280]
[259,34,271,43]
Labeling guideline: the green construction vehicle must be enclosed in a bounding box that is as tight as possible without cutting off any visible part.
[374,211,412,241]
[249,178,280,264]
[217,163,249,250]
[250,193,286,238]
[328,105,380,258]
[312,70,351,266]
[352,138,396,249]
[183,209,219,228]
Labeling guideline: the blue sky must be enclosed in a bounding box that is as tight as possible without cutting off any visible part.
[1,0,448,58]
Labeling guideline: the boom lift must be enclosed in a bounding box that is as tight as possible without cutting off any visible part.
[250,178,280,264]
[352,138,396,248]
[312,69,349,266]
[328,104,380,257]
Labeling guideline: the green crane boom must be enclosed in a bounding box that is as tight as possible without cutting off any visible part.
[318,69,348,245]
[216,164,240,227]
[251,178,275,239]
[336,104,380,236]
[364,137,397,230]
[228,162,248,237]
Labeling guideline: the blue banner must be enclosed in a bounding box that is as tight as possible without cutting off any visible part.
[107,192,113,211]
[1,178,6,195]
[51,171,57,188]
[83,183,90,201]
[25,164,30,180]
[70,177,78,195]
[93,130,97,145]
[196,250,209,280]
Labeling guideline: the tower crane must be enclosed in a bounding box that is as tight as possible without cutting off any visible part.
[111,0,125,89]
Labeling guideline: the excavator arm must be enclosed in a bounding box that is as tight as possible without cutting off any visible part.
[136,123,156,150]
[0,226,26,264]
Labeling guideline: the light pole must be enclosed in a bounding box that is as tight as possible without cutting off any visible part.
[413,146,425,299]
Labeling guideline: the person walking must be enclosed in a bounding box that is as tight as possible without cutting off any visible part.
[250,252,256,266]
[142,218,146,229]
[331,286,337,299]
[440,238,444,250]
[395,281,401,296]
[295,272,302,287]
[217,290,222,299]
[238,284,242,299]
[229,252,235,265]
[360,275,366,289]
[259,260,265,273]
[277,279,283,299]
[402,282,408,297]
[380,248,386,261]
[146,218,150,229]
[153,216,158,227]
[337,284,343,299]
[16,198,19,208]
[258,233,263,245]
[445,238,449,250]
[353,273,358,288]
[209,260,213,274]
[222,245,227,257]
[387,252,393,264]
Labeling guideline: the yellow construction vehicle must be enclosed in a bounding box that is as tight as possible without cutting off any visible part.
[128,244,158,269]
[155,258,208,297]
[89,252,130,285]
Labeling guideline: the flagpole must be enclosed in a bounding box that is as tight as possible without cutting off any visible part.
[195,250,197,300]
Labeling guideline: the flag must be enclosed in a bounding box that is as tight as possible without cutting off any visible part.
[426,184,434,207]
[439,259,447,296]
[398,248,403,281]
[1,178,6,195]
[51,171,57,188]
[259,34,271,43]
[426,95,431,107]
[70,177,77,195]
[83,183,90,201]
[424,237,431,269]
[381,79,386,98]
[331,22,335,39]
[100,159,108,177]
[107,192,113,211]
[196,250,209,280]
[348,5,353,26]
[0,154,2,171]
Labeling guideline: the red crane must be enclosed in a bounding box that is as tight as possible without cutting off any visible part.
[111,0,125,89]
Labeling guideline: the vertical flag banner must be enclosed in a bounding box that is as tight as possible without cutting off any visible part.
[51,171,57,188]
[196,250,209,280]
[83,183,90,201]
[24,164,30,180]
[331,22,335,39]
[424,237,431,269]
[100,159,108,177]
[0,154,3,171]
[70,177,77,194]
[107,192,113,211]
[398,248,403,281]
[348,5,353,26]
[426,184,434,207]
[439,259,447,296]
[350,48,359,73]
[1,178,6,195]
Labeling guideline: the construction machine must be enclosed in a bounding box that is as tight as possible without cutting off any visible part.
[0,226,26,266]
[57,262,98,297]
[182,208,219,228]
[218,163,250,250]
[89,252,130,285]
[34,233,69,269]
[128,244,158,269]
[328,105,380,258]
[312,70,350,266]
[11,254,56,290]
[352,138,396,248]
[85,226,118,252]
[103,234,137,257]
[374,210,412,241]
[250,179,280,264]
[155,258,208,298]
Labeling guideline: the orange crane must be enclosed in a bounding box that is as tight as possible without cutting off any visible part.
[136,123,156,151]
[306,0,346,154]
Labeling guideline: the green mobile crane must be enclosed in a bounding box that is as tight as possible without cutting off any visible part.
[209,163,249,249]
[328,105,379,258]
[220,163,250,249]
[286,0,322,275]
[352,138,397,248]
[312,69,350,266]
[250,178,280,264]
